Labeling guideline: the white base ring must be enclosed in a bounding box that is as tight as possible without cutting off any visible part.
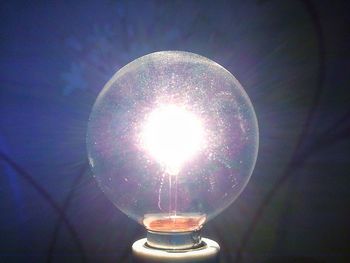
[132,237,220,263]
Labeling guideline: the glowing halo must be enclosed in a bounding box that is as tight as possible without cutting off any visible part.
[139,104,205,175]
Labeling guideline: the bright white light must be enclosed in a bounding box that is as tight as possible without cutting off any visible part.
[140,104,205,175]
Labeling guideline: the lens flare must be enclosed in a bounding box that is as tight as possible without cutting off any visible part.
[140,104,205,175]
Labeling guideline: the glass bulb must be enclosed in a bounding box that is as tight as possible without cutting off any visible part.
[87,51,258,236]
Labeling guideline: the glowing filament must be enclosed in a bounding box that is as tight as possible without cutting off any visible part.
[140,104,205,175]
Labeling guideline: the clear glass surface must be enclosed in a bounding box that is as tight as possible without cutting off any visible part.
[87,51,258,232]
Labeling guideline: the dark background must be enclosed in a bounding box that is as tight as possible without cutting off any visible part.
[0,1,349,262]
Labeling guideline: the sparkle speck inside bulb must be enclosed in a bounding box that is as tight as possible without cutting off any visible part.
[140,104,205,175]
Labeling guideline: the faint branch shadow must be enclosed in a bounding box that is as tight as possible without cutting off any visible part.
[46,162,89,263]
[0,152,87,263]
[234,0,328,262]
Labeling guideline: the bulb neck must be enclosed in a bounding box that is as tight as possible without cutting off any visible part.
[146,229,202,250]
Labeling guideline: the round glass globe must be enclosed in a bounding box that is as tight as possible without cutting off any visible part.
[87,51,258,233]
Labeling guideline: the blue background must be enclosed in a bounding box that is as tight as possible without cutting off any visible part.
[0,1,349,262]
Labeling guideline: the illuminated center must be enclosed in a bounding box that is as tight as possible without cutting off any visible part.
[141,104,205,175]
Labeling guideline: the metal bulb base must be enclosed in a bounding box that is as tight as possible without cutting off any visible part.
[146,229,202,250]
[132,237,220,263]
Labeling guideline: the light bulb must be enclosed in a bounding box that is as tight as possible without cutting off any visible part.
[87,51,258,250]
